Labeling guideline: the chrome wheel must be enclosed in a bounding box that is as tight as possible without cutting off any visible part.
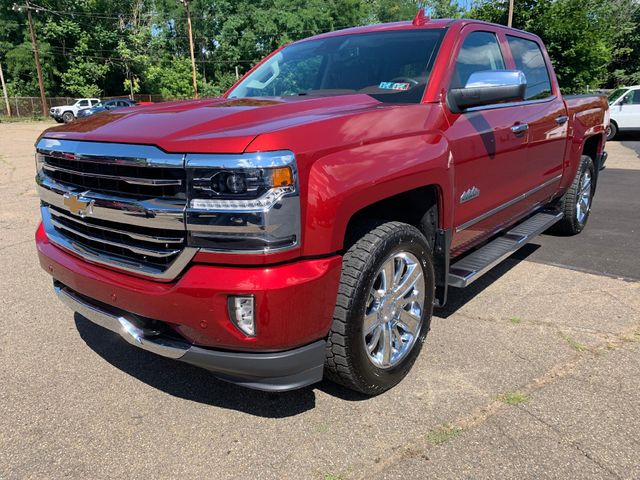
[362,252,425,369]
[576,170,592,224]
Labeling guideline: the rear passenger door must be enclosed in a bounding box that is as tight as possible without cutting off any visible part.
[505,35,565,203]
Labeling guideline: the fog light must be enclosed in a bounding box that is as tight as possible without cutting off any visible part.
[228,296,256,336]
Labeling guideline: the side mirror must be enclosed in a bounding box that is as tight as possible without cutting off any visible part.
[448,70,527,113]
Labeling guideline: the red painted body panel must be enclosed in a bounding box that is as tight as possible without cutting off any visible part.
[36,19,608,353]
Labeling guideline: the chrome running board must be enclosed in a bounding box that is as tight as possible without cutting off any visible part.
[448,211,563,288]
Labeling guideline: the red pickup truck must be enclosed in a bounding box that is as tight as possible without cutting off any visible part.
[35,15,608,394]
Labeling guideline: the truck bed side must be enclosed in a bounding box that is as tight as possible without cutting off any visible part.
[561,94,608,190]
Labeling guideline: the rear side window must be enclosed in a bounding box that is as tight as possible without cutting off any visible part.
[506,36,552,100]
[451,31,505,89]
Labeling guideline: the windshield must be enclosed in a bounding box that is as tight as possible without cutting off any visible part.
[608,88,627,104]
[228,29,446,104]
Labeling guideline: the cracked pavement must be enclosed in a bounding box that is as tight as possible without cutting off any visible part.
[1,122,639,479]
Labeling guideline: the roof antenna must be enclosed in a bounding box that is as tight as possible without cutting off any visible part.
[412,4,430,26]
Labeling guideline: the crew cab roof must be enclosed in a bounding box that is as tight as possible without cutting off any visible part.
[298,18,539,44]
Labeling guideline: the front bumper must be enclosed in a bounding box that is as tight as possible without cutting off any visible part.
[37,222,342,390]
[55,281,326,391]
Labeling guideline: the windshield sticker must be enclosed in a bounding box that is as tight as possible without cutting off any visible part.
[379,82,411,91]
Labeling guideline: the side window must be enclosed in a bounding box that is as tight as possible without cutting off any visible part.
[78,100,89,107]
[506,36,552,100]
[622,90,640,105]
[91,99,99,106]
[451,31,505,89]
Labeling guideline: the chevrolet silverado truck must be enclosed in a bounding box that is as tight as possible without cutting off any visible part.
[35,14,608,394]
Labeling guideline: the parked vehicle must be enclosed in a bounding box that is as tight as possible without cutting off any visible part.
[35,14,608,394]
[49,98,100,123]
[606,86,640,140]
[76,99,137,118]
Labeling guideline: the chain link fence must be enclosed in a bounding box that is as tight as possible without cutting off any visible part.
[0,94,165,118]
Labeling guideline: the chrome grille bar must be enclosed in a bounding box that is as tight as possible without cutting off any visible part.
[42,163,182,186]
[49,208,183,244]
[50,218,182,258]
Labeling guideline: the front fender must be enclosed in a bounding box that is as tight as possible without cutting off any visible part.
[304,132,452,255]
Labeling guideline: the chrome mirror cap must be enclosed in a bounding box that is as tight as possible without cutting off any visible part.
[464,70,527,89]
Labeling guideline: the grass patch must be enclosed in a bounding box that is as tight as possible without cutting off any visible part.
[497,390,530,405]
[425,424,462,445]
[510,316,523,325]
[0,115,49,123]
[562,334,588,352]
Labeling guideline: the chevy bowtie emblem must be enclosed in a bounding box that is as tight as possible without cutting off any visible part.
[63,193,94,217]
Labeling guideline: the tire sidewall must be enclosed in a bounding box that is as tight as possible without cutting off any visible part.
[346,231,435,391]
[606,122,617,141]
[62,112,74,123]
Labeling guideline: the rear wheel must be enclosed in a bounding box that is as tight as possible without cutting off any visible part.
[550,155,595,235]
[325,221,435,395]
[606,122,617,141]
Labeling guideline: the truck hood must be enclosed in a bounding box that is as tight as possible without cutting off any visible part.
[41,95,385,153]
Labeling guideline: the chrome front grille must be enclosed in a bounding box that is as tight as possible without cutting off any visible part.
[36,139,196,281]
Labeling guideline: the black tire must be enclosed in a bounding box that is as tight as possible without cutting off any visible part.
[550,155,596,235]
[325,221,435,395]
[606,122,617,141]
[62,111,75,123]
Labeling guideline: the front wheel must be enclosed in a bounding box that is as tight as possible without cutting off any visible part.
[325,221,435,395]
[62,111,75,123]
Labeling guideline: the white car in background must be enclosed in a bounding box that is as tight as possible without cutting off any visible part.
[49,98,100,123]
[607,86,640,140]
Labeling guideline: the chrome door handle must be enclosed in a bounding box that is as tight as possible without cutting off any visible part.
[511,123,529,135]
[556,115,569,125]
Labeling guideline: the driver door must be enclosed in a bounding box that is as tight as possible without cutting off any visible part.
[445,29,530,254]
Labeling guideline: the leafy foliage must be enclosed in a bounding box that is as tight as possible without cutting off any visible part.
[0,0,639,99]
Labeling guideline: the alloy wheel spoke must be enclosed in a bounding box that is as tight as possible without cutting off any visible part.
[381,259,395,293]
[367,326,382,354]
[393,264,423,302]
[398,309,421,335]
[380,322,393,367]
[363,310,379,335]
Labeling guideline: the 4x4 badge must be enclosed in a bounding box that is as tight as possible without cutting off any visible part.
[460,186,480,203]
[63,193,94,217]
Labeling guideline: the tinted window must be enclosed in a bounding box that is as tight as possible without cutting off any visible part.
[78,100,89,107]
[451,31,505,89]
[507,36,552,100]
[229,30,446,104]
[90,100,99,106]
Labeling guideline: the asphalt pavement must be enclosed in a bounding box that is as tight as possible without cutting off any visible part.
[1,123,638,479]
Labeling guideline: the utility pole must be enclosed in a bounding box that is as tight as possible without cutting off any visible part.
[12,1,47,116]
[0,62,11,117]
[508,0,514,27]
[180,0,198,98]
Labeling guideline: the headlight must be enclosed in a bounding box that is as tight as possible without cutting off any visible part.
[185,151,300,253]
